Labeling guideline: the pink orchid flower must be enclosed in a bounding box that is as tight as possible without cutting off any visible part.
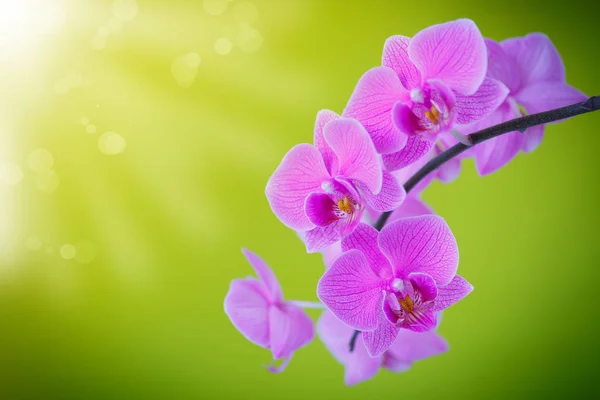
[344,18,509,171]
[318,310,448,385]
[224,249,314,372]
[266,111,405,252]
[317,218,473,357]
[470,34,587,175]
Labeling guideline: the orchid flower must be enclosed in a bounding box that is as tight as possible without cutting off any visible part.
[266,112,405,252]
[317,218,473,357]
[224,249,314,372]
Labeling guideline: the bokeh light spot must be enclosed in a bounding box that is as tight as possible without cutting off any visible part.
[171,53,201,88]
[25,235,42,251]
[214,38,232,55]
[233,1,259,24]
[74,241,97,264]
[27,149,54,172]
[98,132,127,155]
[111,0,138,22]
[86,125,97,134]
[203,0,228,16]
[0,162,23,186]
[60,243,76,260]
[235,25,263,53]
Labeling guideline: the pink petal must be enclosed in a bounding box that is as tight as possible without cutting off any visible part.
[454,77,509,125]
[269,304,315,359]
[403,309,437,333]
[362,317,400,357]
[502,33,565,86]
[341,223,393,279]
[387,196,435,223]
[224,279,270,348]
[321,241,343,270]
[304,221,344,253]
[343,66,409,154]
[385,329,448,369]
[485,38,521,93]
[313,109,340,174]
[436,157,461,183]
[432,274,474,312]
[317,311,383,386]
[408,19,487,95]
[266,144,330,231]
[382,35,421,90]
[354,171,406,212]
[522,124,545,153]
[305,192,337,227]
[409,272,437,302]
[241,249,283,303]
[378,215,459,286]
[392,101,423,136]
[324,118,382,194]
[515,81,587,116]
[381,136,434,171]
[317,249,386,331]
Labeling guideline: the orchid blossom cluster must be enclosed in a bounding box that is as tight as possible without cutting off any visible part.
[224,19,589,385]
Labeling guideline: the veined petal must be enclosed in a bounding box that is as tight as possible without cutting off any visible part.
[317,311,383,386]
[313,110,340,174]
[432,274,474,312]
[317,249,386,331]
[266,144,330,231]
[305,192,337,227]
[455,77,509,125]
[343,66,409,154]
[362,317,400,357]
[408,19,487,95]
[241,249,282,303]
[385,329,448,370]
[269,304,315,359]
[341,223,393,279]
[403,309,437,333]
[409,272,437,302]
[485,38,521,92]
[502,33,565,86]
[224,279,270,348]
[378,216,459,286]
[381,136,434,171]
[354,171,406,212]
[305,221,344,253]
[382,35,421,90]
[324,118,382,194]
[515,81,587,117]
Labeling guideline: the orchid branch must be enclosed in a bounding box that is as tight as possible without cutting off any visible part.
[348,96,600,352]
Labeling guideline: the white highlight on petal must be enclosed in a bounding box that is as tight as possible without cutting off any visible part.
[410,88,425,103]
[391,278,404,292]
[321,180,334,194]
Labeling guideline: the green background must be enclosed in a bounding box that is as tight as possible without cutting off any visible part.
[0,0,598,398]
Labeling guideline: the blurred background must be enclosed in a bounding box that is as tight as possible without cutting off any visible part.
[0,0,598,398]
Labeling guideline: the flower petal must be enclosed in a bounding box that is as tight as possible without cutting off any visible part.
[269,304,315,359]
[381,136,434,171]
[409,272,437,302]
[454,77,509,125]
[266,144,330,230]
[324,118,382,194]
[384,329,448,370]
[522,124,545,153]
[516,81,587,117]
[485,38,521,92]
[321,241,342,270]
[224,279,270,348]
[378,215,459,286]
[387,196,435,223]
[305,192,337,227]
[354,171,406,212]
[502,33,565,86]
[403,309,437,333]
[304,221,344,253]
[343,66,409,154]
[382,35,421,90]
[317,249,386,331]
[313,109,340,174]
[391,101,423,136]
[241,249,282,303]
[362,317,400,357]
[341,223,393,279]
[317,311,383,386]
[432,274,474,312]
[408,19,487,95]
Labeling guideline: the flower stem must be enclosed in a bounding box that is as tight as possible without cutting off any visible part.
[349,96,600,352]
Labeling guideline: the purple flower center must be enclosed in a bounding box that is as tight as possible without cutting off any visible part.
[384,277,437,332]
